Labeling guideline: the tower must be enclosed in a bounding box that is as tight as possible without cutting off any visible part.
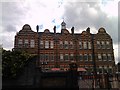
[61,20,66,30]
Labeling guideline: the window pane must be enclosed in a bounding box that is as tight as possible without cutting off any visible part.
[18,39,23,44]
[107,54,112,61]
[103,54,107,61]
[79,41,82,49]
[59,41,63,49]
[60,54,63,61]
[30,39,35,48]
[101,41,105,49]
[83,42,87,49]
[64,41,68,49]
[89,54,92,61]
[70,54,73,60]
[69,41,73,49]
[45,41,49,48]
[45,54,49,61]
[97,41,101,49]
[40,41,44,48]
[24,39,28,44]
[106,41,110,49]
[98,54,102,61]
[84,54,88,61]
[88,42,91,49]
[64,54,69,61]
[24,39,29,48]
[79,54,83,61]
[50,41,54,48]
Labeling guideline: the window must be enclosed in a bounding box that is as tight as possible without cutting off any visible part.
[69,41,73,49]
[103,54,107,61]
[50,41,54,48]
[79,41,82,49]
[24,39,29,48]
[30,39,35,48]
[64,41,68,49]
[84,54,88,61]
[70,54,74,60]
[106,41,110,49]
[64,54,69,61]
[40,41,44,48]
[40,54,44,60]
[83,42,87,49]
[101,41,105,49]
[60,54,63,61]
[18,39,23,47]
[59,41,63,49]
[98,54,102,61]
[50,53,54,61]
[97,41,101,49]
[45,54,49,61]
[45,41,49,48]
[79,54,83,61]
[18,39,23,44]
[24,39,28,44]
[88,42,91,49]
[89,54,92,61]
[107,54,112,61]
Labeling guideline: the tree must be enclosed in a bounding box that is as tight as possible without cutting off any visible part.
[2,49,33,79]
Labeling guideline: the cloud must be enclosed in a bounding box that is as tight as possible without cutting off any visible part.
[1,2,28,32]
[63,1,118,43]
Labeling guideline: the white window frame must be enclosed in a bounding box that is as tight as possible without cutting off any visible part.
[83,41,87,49]
[103,54,107,61]
[107,54,112,61]
[18,39,23,44]
[60,54,64,61]
[30,39,35,48]
[98,54,102,61]
[45,41,49,48]
[88,42,91,49]
[79,41,82,49]
[50,41,54,48]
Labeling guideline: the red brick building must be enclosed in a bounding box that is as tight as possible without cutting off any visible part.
[14,21,115,73]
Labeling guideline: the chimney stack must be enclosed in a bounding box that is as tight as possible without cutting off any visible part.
[86,27,90,33]
[71,27,74,35]
[53,26,56,34]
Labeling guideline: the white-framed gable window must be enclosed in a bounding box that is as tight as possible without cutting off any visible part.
[30,39,35,48]
[40,40,44,48]
[64,41,68,49]
[79,41,82,49]
[18,39,23,44]
[24,39,28,44]
[101,41,105,49]
[106,41,110,49]
[83,41,87,49]
[59,41,63,49]
[97,41,101,49]
[69,41,73,49]
[50,41,54,48]
[24,39,29,48]
[88,42,91,49]
[45,41,49,48]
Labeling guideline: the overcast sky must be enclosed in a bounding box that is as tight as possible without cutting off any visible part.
[0,0,119,63]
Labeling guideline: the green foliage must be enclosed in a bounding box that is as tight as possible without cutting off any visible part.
[2,49,33,79]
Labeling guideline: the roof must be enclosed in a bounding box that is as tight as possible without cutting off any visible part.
[77,68,87,72]
[51,68,61,71]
